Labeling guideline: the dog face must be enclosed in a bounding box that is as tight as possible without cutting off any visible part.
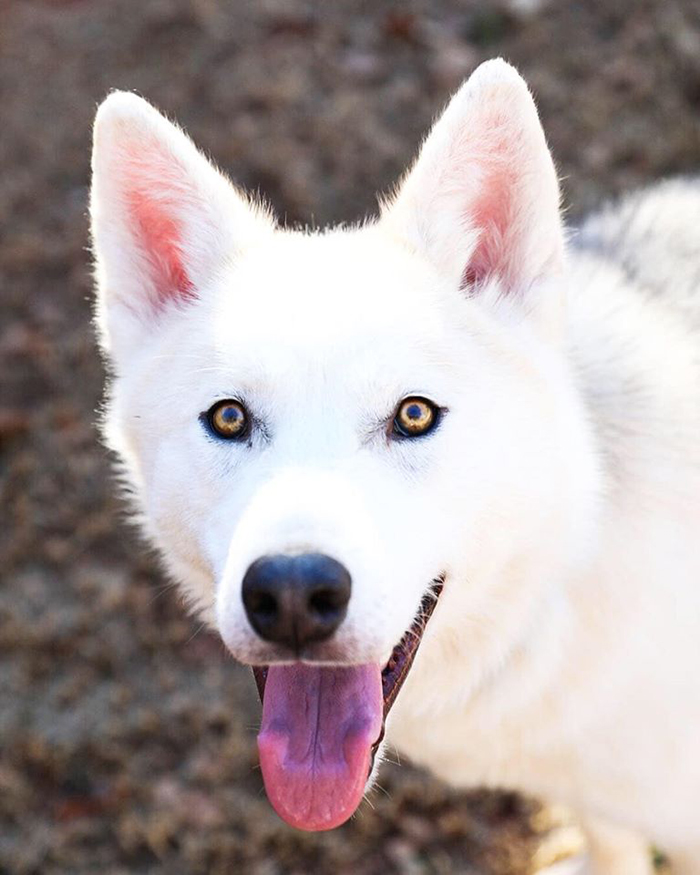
[106,226,481,660]
[91,60,601,829]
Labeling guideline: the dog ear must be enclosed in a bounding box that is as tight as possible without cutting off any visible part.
[90,92,274,360]
[381,59,564,300]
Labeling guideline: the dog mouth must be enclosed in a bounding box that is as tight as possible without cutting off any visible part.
[251,577,443,832]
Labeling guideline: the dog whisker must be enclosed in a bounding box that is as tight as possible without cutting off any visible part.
[184,621,207,646]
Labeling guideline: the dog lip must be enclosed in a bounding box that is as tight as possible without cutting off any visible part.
[251,575,445,764]
[378,577,444,716]
[369,576,444,770]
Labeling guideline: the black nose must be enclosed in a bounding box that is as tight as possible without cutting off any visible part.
[242,553,351,652]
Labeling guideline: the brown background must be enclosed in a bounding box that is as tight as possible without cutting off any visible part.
[1,1,699,872]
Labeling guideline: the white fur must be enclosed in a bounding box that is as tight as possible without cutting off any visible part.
[90,60,700,873]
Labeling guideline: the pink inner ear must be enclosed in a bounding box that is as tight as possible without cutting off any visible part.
[129,191,195,306]
[123,144,196,308]
[458,116,523,293]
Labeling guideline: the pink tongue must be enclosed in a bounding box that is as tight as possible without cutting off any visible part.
[258,663,383,831]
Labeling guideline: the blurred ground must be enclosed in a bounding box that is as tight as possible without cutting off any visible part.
[1,0,699,873]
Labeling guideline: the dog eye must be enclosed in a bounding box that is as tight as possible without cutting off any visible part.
[392,397,439,438]
[206,400,249,440]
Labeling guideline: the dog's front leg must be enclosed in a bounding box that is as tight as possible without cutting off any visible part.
[580,816,655,875]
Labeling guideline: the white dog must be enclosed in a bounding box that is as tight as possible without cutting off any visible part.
[90,60,700,873]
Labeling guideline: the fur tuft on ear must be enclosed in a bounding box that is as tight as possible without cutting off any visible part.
[381,59,564,298]
[90,91,274,358]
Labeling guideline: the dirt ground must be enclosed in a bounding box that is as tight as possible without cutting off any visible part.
[1,1,699,873]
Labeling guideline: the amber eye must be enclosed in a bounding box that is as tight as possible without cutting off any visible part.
[393,397,439,438]
[206,400,249,440]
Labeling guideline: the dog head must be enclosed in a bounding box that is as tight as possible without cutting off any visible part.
[91,60,600,830]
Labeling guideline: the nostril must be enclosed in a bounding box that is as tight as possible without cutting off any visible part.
[250,591,277,618]
[308,588,345,618]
